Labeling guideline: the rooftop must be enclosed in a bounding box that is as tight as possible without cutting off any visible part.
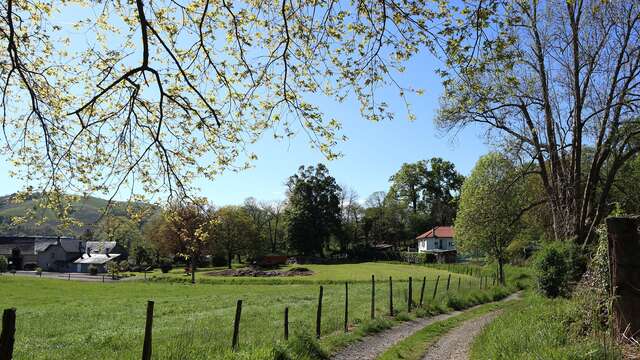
[416,226,455,240]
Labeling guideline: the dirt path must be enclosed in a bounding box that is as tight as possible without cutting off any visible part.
[330,292,520,360]
[420,310,501,360]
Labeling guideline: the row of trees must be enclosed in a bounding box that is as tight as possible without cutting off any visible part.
[92,158,465,265]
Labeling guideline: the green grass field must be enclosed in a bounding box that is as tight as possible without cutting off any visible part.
[147,262,462,284]
[0,263,502,360]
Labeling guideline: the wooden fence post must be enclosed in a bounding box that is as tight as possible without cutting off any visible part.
[141,301,154,360]
[371,275,375,319]
[389,276,394,316]
[316,286,323,339]
[344,282,349,332]
[432,275,440,300]
[408,277,413,312]
[446,274,451,292]
[0,308,16,360]
[232,300,242,350]
[284,307,289,341]
[419,276,426,307]
[606,217,640,339]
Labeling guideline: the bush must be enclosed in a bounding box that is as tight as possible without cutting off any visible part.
[118,260,130,272]
[0,256,8,273]
[107,261,120,279]
[534,242,569,297]
[400,252,436,264]
[88,265,99,275]
[159,258,173,273]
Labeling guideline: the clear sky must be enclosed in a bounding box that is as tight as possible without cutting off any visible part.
[0,51,489,206]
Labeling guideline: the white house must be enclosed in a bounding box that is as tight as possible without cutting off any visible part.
[416,226,457,263]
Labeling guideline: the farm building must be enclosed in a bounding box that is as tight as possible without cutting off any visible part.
[0,235,79,270]
[73,253,121,273]
[416,226,457,263]
[37,238,85,272]
[85,241,127,257]
[0,236,126,272]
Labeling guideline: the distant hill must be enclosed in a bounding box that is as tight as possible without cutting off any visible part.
[0,194,155,237]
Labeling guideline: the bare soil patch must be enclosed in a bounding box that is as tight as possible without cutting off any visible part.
[206,267,314,277]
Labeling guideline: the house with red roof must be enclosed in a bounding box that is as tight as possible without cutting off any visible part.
[416,226,457,263]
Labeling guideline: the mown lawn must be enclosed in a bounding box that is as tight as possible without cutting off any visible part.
[0,263,486,360]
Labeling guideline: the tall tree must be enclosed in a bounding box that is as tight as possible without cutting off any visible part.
[242,197,269,255]
[455,153,529,284]
[211,206,257,269]
[389,161,427,214]
[285,164,342,256]
[437,1,640,246]
[389,158,464,227]
[94,216,143,255]
[262,200,286,254]
[423,157,465,225]
[152,200,212,283]
[340,186,363,252]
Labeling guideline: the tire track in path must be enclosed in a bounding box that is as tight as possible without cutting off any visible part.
[330,292,520,360]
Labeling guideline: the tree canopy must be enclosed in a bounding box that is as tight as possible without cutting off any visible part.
[389,157,464,227]
[455,153,528,283]
[437,0,640,246]
[285,164,341,256]
[0,0,457,209]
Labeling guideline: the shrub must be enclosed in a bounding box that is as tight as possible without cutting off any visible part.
[107,261,120,279]
[400,252,435,264]
[159,258,173,273]
[0,256,8,273]
[534,242,569,297]
[118,260,130,272]
[88,265,99,275]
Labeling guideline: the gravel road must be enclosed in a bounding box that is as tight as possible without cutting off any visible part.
[330,292,520,360]
[420,310,502,360]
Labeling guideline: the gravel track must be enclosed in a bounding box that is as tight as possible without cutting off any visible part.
[330,292,521,360]
[420,310,502,360]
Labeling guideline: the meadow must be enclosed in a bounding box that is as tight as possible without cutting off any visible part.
[0,262,509,360]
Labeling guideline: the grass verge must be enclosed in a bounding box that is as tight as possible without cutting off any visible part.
[470,292,622,360]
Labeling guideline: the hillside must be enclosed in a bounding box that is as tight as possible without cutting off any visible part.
[0,194,154,236]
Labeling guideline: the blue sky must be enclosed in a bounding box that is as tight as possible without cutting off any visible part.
[0,48,489,206]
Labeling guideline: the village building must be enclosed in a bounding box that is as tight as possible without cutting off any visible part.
[0,235,79,270]
[416,226,457,263]
[73,253,121,273]
[0,236,126,272]
[37,238,85,272]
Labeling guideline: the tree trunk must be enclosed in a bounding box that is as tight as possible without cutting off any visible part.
[606,217,640,339]
[227,252,233,269]
[190,257,196,284]
[498,259,505,285]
